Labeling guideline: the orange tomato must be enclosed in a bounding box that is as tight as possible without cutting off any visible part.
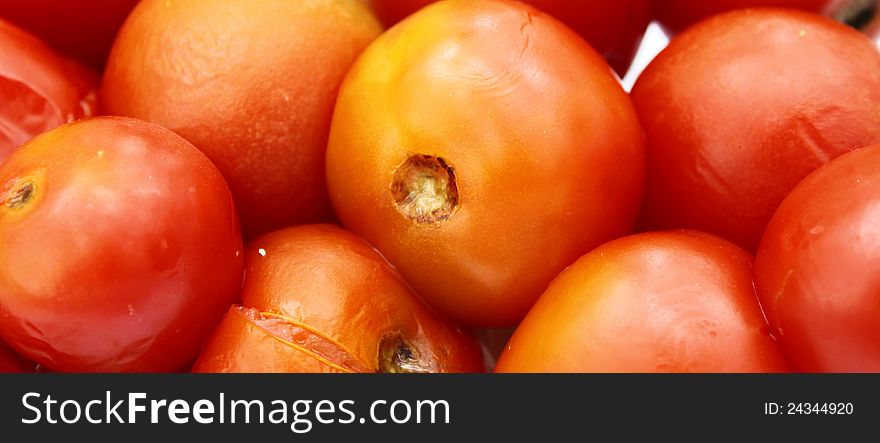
[366,0,653,75]
[193,225,484,373]
[101,0,383,238]
[327,0,646,327]
[496,231,790,373]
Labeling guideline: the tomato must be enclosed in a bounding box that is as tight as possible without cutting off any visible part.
[495,231,790,373]
[326,0,646,327]
[366,0,652,75]
[101,0,382,238]
[193,225,483,373]
[0,0,138,69]
[0,19,97,165]
[0,117,244,372]
[632,9,880,252]
[755,145,880,372]
[655,0,830,33]
[0,339,32,373]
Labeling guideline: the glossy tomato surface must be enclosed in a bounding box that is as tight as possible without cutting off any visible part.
[0,0,139,69]
[327,0,646,327]
[193,224,483,373]
[0,117,244,372]
[633,9,880,252]
[755,145,880,372]
[367,0,652,75]
[496,231,790,372]
[101,0,382,238]
[0,19,97,164]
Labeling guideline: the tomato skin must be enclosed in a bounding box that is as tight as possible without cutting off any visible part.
[655,0,831,33]
[0,0,138,69]
[0,339,32,373]
[0,19,97,164]
[495,231,790,373]
[101,0,383,238]
[0,117,244,372]
[327,0,646,327]
[755,145,880,372]
[194,225,484,373]
[366,0,652,75]
[632,9,880,252]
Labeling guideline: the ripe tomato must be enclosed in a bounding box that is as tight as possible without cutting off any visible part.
[0,117,244,372]
[655,0,830,33]
[101,0,383,238]
[0,19,97,164]
[0,0,138,69]
[193,225,483,373]
[326,0,646,327]
[632,9,880,252]
[495,231,790,373]
[755,145,880,372]
[0,339,32,373]
[366,0,652,75]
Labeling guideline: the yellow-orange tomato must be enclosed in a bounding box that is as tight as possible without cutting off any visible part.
[496,231,790,373]
[192,225,484,373]
[101,0,382,238]
[327,0,646,327]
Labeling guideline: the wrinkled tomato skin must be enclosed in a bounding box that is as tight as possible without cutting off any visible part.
[755,145,880,372]
[0,117,244,373]
[0,339,32,373]
[495,231,790,373]
[194,225,484,373]
[367,0,652,75]
[101,0,383,238]
[632,9,880,252]
[327,0,646,327]
[0,19,97,164]
[0,0,139,69]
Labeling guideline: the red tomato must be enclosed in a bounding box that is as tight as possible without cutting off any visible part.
[193,225,483,373]
[0,117,244,372]
[366,0,652,75]
[655,0,830,32]
[0,339,32,373]
[632,9,880,252]
[755,145,880,372]
[327,0,646,327]
[101,0,382,238]
[0,0,139,69]
[0,19,97,164]
[495,231,790,373]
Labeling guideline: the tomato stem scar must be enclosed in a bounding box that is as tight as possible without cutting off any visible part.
[378,332,430,373]
[390,154,459,224]
[4,179,35,209]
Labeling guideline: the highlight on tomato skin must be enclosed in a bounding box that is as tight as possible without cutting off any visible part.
[755,144,880,372]
[366,0,653,75]
[327,0,647,328]
[193,224,485,374]
[0,18,98,164]
[632,8,880,253]
[0,117,245,373]
[495,230,791,373]
[0,0,139,69]
[100,0,384,239]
